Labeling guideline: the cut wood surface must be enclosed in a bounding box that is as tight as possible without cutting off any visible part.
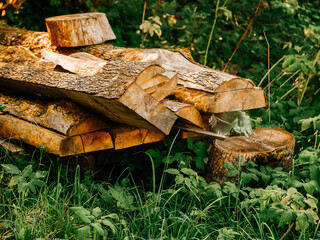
[206,128,295,184]
[45,12,116,47]
[161,99,204,128]
[0,47,177,134]
[0,92,109,136]
[111,125,165,150]
[0,114,114,156]
[173,86,267,113]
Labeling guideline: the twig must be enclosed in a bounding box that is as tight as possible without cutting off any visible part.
[222,0,263,72]
[174,126,226,140]
[279,222,294,240]
[263,30,271,124]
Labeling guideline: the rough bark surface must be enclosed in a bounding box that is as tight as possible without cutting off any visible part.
[0,46,177,134]
[45,12,116,47]
[0,92,109,136]
[206,128,295,184]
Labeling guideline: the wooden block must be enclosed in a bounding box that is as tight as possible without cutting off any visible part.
[45,12,116,47]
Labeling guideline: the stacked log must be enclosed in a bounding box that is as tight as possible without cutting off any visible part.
[0,18,294,179]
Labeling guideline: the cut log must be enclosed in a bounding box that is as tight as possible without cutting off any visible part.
[45,12,116,47]
[148,73,178,101]
[173,86,267,113]
[0,114,114,156]
[206,128,295,184]
[0,48,177,134]
[161,99,204,128]
[111,125,165,150]
[0,92,109,136]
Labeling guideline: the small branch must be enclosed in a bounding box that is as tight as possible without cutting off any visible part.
[222,0,263,72]
[174,126,226,140]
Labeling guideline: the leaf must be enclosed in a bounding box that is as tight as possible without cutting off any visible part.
[278,211,294,227]
[297,213,309,231]
[165,168,180,175]
[226,169,238,178]
[175,174,184,184]
[21,165,33,178]
[29,179,45,187]
[34,170,47,179]
[92,207,102,218]
[8,176,20,187]
[194,156,205,170]
[90,222,104,236]
[28,182,36,193]
[181,168,197,176]
[223,162,235,169]
[70,207,92,224]
[240,172,252,185]
[76,225,91,240]
[184,178,191,189]
[102,219,116,235]
[1,164,20,175]
[187,137,194,151]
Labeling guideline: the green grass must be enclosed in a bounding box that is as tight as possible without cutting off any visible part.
[0,141,319,239]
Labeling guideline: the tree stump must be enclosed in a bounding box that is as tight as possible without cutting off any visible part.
[45,12,116,47]
[206,128,295,184]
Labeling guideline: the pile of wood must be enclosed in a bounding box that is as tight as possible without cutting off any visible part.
[0,13,294,180]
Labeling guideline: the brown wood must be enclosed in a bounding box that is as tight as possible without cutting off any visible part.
[87,45,255,93]
[111,125,165,150]
[0,114,114,157]
[206,128,295,184]
[0,92,109,136]
[0,139,23,153]
[161,99,204,128]
[0,47,177,134]
[45,12,116,47]
[173,86,267,113]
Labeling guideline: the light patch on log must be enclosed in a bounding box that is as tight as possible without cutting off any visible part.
[111,125,165,150]
[41,50,107,76]
[173,86,267,113]
[45,12,116,47]
[0,92,109,136]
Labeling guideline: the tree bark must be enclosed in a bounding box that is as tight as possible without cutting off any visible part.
[206,128,295,184]
[0,92,109,136]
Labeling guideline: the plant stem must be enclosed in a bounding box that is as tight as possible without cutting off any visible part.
[204,0,220,66]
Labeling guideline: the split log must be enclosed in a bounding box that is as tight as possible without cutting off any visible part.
[0,92,109,136]
[45,12,116,47]
[173,86,267,113]
[206,128,295,184]
[161,99,204,128]
[0,114,114,156]
[0,48,177,134]
[111,125,165,150]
